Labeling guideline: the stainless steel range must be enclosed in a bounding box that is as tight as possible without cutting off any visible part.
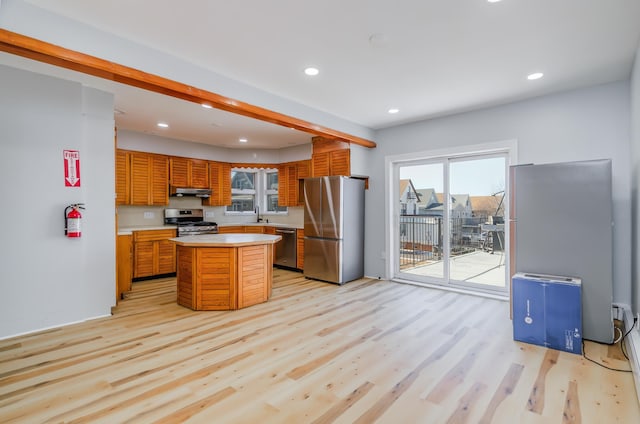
[164,208,218,236]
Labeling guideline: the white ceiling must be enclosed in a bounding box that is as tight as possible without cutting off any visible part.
[7,0,640,149]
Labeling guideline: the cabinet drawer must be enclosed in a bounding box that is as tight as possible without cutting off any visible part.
[133,229,176,242]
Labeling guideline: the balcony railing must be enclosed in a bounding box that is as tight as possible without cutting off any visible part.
[399,215,496,269]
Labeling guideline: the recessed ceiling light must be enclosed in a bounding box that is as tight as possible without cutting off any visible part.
[388,108,399,114]
[201,103,213,109]
[157,122,169,128]
[239,138,248,143]
[304,67,319,76]
[487,0,502,3]
[527,72,544,80]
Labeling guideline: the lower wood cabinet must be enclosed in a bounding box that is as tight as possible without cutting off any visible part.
[116,234,132,300]
[217,226,244,234]
[132,229,177,279]
[297,229,304,270]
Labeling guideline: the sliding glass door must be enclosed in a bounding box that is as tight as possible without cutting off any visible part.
[395,152,508,293]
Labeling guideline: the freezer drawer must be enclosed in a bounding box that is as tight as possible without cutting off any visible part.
[304,238,341,284]
[512,273,582,355]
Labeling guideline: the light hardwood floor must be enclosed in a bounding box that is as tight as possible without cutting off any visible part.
[1,269,638,423]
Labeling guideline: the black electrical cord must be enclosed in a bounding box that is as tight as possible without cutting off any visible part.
[581,317,637,373]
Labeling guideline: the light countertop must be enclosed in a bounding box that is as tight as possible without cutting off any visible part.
[170,233,281,247]
[117,225,177,236]
[219,222,302,229]
[117,222,301,236]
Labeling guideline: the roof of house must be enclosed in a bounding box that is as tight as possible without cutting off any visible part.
[470,195,505,216]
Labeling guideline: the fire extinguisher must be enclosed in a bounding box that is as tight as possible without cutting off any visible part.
[65,203,85,238]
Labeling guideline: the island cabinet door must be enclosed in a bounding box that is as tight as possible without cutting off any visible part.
[176,246,196,309]
[237,244,272,308]
[196,248,237,310]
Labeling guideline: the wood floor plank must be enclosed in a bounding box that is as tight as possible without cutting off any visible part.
[0,270,637,423]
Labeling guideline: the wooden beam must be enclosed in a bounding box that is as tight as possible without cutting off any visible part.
[0,29,376,148]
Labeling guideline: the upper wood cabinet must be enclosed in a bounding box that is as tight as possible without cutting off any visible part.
[115,150,130,205]
[311,137,350,177]
[206,161,232,206]
[169,157,209,188]
[277,160,311,207]
[129,151,169,206]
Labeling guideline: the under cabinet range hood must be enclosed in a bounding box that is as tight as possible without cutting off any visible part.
[170,187,212,198]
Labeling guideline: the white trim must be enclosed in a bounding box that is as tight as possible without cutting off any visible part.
[384,139,518,283]
[0,314,112,341]
[392,277,509,301]
[617,303,640,404]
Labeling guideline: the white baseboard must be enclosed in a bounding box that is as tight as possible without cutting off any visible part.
[619,303,640,404]
[0,313,112,341]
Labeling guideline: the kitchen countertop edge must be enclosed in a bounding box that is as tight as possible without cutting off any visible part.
[170,234,281,247]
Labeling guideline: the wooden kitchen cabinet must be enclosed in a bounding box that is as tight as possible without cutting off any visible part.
[244,226,265,234]
[311,149,350,177]
[217,226,244,234]
[129,151,169,206]
[206,161,232,206]
[277,160,311,207]
[169,156,209,188]
[297,228,304,270]
[132,229,177,279]
[311,137,351,177]
[116,234,132,299]
[115,150,130,205]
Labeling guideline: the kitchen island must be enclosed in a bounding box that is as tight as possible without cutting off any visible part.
[171,234,281,311]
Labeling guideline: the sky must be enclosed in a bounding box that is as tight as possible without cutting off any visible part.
[400,157,505,196]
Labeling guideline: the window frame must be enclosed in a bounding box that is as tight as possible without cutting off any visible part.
[225,167,288,216]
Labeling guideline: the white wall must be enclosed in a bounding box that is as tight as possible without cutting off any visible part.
[370,81,632,305]
[0,65,115,339]
[0,0,374,143]
[631,45,640,314]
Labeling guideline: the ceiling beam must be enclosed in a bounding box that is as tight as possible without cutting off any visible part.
[0,29,376,148]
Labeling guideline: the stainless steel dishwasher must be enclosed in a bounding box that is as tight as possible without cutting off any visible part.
[274,228,297,269]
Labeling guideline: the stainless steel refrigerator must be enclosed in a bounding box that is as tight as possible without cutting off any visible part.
[304,176,365,284]
[509,159,614,344]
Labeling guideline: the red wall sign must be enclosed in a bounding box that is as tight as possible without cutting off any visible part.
[63,150,81,187]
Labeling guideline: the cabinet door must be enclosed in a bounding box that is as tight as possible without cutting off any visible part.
[129,152,168,206]
[116,234,132,298]
[244,226,264,234]
[157,239,177,275]
[169,157,189,187]
[218,226,244,234]
[220,162,232,205]
[277,164,288,207]
[330,149,350,176]
[312,152,330,177]
[297,160,311,179]
[287,163,298,206]
[133,241,154,278]
[130,152,152,205]
[115,150,130,205]
[190,159,210,188]
[150,154,169,205]
[207,161,232,206]
[297,229,304,269]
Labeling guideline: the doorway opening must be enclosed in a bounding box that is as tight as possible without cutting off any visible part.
[389,143,514,295]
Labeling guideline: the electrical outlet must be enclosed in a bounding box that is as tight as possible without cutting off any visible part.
[205,211,215,219]
[143,211,155,219]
